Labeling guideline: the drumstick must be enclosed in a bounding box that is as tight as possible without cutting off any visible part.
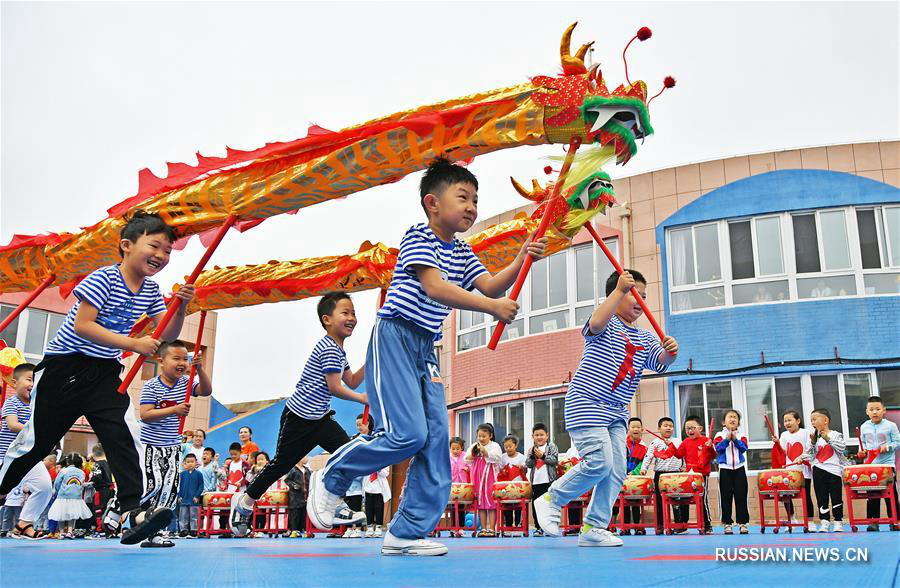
[646,430,666,443]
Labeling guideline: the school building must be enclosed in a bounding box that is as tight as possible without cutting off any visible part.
[0,289,218,455]
[439,140,900,522]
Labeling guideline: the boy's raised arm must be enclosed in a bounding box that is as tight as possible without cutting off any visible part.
[415,266,517,323]
[472,235,548,298]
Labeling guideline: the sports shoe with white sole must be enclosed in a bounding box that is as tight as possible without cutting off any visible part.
[121,508,175,546]
[533,492,561,537]
[307,469,341,530]
[229,493,253,537]
[831,521,843,532]
[381,530,448,556]
[140,534,175,548]
[578,526,624,547]
[333,502,367,527]
[817,520,831,533]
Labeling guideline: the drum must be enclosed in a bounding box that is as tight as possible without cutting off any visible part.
[202,492,233,508]
[621,475,654,498]
[757,469,804,493]
[658,472,704,496]
[557,457,580,479]
[257,489,288,506]
[492,480,533,501]
[843,464,895,489]
[450,482,475,503]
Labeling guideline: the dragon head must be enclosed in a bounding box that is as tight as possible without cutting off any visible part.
[531,23,674,165]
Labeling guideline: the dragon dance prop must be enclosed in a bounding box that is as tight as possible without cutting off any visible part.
[1,23,673,298]
[0,342,27,406]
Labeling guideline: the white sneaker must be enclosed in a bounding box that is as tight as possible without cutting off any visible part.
[578,526,624,547]
[364,526,375,538]
[533,492,561,537]
[333,502,367,527]
[381,530,448,556]
[373,526,383,538]
[307,469,341,530]
[831,521,843,532]
[229,493,253,537]
[807,521,817,533]
[817,520,831,533]
[342,528,355,538]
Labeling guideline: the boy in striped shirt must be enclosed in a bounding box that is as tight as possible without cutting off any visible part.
[229,292,368,536]
[308,158,546,556]
[138,340,212,547]
[534,269,678,547]
[0,211,196,546]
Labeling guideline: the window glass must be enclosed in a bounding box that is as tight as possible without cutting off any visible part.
[0,305,19,346]
[678,384,704,432]
[732,280,789,305]
[493,406,508,442]
[669,228,695,286]
[509,403,525,444]
[695,224,721,282]
[792,214,821,273]
[24,310,49,356]
[756,217,784,275]
[843,373,871,439]
[746,449,773,471]
[705,381,733,434]
[744,379,774,443]
[459,310,472,330]
[797,275,856,299]
[471,409,485,433]
[884,207,900,266]
[574,305,594,327]
[549,253,568,307]
[459,412,471,447]
[811,375,842,433]
[597,239,618,295]
[499,318,524,341]
[875,369,900,407]
[863,273,900,295]
[530,257,548,311]
[47,313,65,344]
[552,397,571,453]
[819,210,851,270]
[774,377,803,428]
[671,287,725,311]
[533,400,550,435]
[457,329,485,351]
[575,245,594,302]
[856,209,882,269]
[729,221,754,280]
[529,310,569,335]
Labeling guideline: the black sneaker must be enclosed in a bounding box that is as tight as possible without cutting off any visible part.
[866,524,879,532]
[120,508,175,546]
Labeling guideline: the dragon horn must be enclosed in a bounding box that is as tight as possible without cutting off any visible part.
[560,22,591,75]
[531,179,544,193]
[510,176,531,198]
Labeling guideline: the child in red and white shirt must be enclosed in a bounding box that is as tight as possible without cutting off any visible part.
[774,409,816,532]
[662,415,716,532]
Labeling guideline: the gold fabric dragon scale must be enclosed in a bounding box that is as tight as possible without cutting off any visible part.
[0,23,672,294]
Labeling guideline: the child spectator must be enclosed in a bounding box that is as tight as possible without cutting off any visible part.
[364,466,391,538]
[247,451,271,536]
[49,453,93,539]
[307,159,545,556]
[498,435,526,531]
[285,456,311,538]
[525,423,558,536]
[220,442,251,537]
[466,423,501,536]
[0,212,195,546]
[640,417,685,534]
[448,437,468,534]
[533,270,678,547]
[662,415,715,533]
[182,428,207,463]
[858,396,900,531]
[616,417,648,535]
[177,454,203,537]
[228,293,367,537]
[774,410,816,532]
[138,340,212,548]
[801,408,849,532]
[198,447,224,493]
[239,427,260,462]
[88,444,114,537]
[0,362,52,540]
[714,409,749,534]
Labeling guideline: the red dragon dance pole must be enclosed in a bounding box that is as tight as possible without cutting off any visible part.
[178,310,207,435]
[488,136,582,350]
[118,215,237,393]
[584,223,665,342]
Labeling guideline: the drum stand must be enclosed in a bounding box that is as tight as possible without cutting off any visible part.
[198,494,234,538]
[661,492,705,534]
[433,499,477,537]
[758,487,809,533]
[845,483,899,532]
[252,500,289,536]
[610,493,657,534]
[560,493,591,536]
[495,499,530,537]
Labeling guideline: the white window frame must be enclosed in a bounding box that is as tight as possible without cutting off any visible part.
[667,204,900,314]
[455,238,619,352]
[0,305,66,364]
[456,393,571,453]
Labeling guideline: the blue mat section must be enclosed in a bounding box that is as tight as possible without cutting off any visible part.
[1,528,897,587]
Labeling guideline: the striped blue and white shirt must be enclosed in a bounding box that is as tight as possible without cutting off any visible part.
[286,336,349,420]
[0,396,31,462]
[139,375,199,447]
[45,265,167,360]
[377,224,488,335]
[565,316,667,429]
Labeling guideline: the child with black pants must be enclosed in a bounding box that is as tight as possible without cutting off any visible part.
[714,409,749,534]
[774,410,816,532]
[525,424,558,535]
[802,408,847,532]
[285,457,311,537]
[641,417,685,533]
[364,466,391,537]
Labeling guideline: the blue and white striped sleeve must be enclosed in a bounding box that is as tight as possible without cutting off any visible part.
[642,331,668,373]
[147,283,167,317]
[460,245,489,291]
[1,398,16,418]
[73,269,112,310]
[139,382,157,406]
[320,346,347,374]
[581,319,605,340]
[397,230,440,276]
